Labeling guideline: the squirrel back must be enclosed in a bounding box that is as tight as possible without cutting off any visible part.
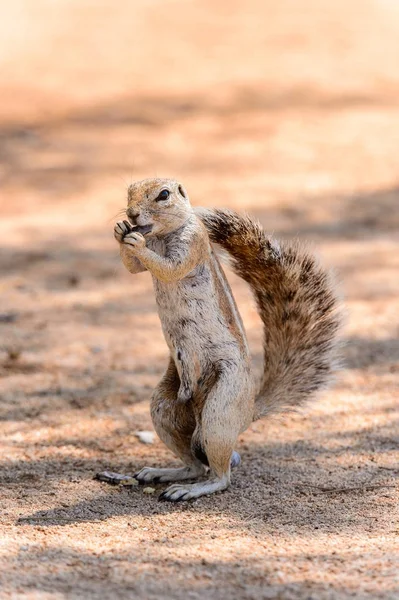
[196,208,341,420]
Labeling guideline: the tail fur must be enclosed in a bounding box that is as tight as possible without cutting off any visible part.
[197,207,341,421]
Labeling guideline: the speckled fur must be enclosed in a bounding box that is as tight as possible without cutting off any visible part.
[113,178,340,501]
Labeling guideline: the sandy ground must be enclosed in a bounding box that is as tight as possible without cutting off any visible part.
[0,1,398,598]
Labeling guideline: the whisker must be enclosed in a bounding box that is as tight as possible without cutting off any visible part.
[116,174,130,188]
[107,208,128,223]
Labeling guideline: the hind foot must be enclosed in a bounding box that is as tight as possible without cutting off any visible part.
[134,464,206,484]
[159,475,230,502]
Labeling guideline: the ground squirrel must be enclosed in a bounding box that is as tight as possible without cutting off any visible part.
[99,178,340,502]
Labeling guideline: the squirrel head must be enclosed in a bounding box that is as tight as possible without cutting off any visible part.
[125,178,192,237]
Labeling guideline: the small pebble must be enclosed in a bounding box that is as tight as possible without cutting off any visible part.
[135,431,155,444]
[120,478,139,487]
[143,487,156,494]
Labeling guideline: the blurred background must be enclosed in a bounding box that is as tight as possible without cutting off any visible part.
[1,1,398,598]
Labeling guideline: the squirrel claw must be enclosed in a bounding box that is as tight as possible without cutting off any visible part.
[158,491,190,502]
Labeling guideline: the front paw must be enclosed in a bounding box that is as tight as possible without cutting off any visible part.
[114,220,132,243]
[123,231,146,252]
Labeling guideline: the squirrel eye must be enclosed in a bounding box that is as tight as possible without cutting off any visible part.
[156,189,170,201]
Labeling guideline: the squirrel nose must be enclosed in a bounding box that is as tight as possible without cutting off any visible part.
[126,208,140,223]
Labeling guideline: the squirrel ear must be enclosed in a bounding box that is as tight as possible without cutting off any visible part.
[178,184,186,198]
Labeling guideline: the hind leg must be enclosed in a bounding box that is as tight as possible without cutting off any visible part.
[134,358,206,484]
[160,366,253,501]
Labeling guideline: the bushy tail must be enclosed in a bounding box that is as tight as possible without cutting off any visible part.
[197,208,341,420]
